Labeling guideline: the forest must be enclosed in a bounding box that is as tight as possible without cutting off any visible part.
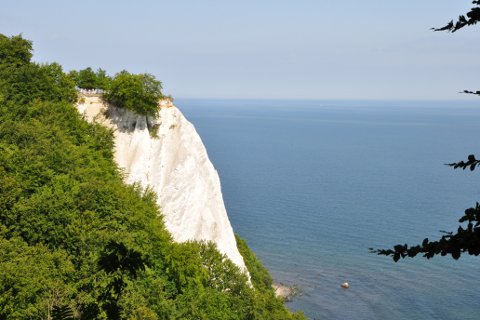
[0,34,305,320]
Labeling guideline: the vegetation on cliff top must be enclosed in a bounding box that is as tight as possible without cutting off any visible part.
[102,71,163,117]
[68,67,110,91]
[0,33,305,320]
[69,65,163,117]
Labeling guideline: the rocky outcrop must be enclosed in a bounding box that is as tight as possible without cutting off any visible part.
[77,96,248,273]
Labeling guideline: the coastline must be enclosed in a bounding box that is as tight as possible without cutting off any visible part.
[273,283,299,301]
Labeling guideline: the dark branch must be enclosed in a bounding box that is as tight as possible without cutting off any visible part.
[432,1,480,32]
[446,154,480,171]
[371,203,480,261]
[375,1,480,263]
[461,90,480,96]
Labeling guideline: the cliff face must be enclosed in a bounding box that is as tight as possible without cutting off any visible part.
[77,96,247,273]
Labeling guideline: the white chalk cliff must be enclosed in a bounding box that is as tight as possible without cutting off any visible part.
[77,96,247,273]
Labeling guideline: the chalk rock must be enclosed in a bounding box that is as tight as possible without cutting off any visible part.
[77,96,248,274]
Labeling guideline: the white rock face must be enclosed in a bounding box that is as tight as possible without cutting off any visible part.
[77,96,248,273]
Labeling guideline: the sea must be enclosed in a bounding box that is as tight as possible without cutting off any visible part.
[177,99,480,320]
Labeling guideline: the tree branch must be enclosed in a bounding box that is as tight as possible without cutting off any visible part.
[432,1,480,32]
[446,154,480,171]
[461,90,480,96]
[371,203,480,261]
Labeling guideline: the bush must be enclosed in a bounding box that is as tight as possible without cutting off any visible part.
[103,70,163,116]
[70,67,110,90]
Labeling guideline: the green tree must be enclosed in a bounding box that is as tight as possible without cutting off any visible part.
[373,1,480,261]
[52,305,75,320]
[0,34,32,66]
[98,241,148,319]
[0,35,76,105]
[77,67,97,90]
[0,63,77,105]
[0,237,74,319]
[0,33,305,320]
[95,68,110,90]
[74,67,111,90]
[235,235,272,292]
[103,70,163,116]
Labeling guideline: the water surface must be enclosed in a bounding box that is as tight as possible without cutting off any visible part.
[178,99,480,320]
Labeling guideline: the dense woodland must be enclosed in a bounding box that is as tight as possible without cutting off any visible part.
[0,34,305,320]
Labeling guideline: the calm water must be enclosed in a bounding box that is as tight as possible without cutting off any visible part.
[178,99,480,320]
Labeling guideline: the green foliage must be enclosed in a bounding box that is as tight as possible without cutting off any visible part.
[77,67,98,90]
[95,68,110,90]
[71,67,111,90]
[236,235,306,320]
[98,241,148,319]
[0,236,74,319]
[103,70,163,116]
[0,34,32,66]
[0,62,77,105]
[99,241,147,278]
[52,305,75,320]
[235,235,273,292]
[0,35,76,104]
[0,33,303,319]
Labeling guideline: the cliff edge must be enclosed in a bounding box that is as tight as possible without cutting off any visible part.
[77,95,248,273]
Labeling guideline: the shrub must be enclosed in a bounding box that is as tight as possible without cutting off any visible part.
[103,70,163,117]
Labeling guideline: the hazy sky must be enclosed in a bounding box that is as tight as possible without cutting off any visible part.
[2,0,479,100]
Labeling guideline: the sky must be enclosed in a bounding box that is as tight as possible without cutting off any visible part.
[1,0,479,100]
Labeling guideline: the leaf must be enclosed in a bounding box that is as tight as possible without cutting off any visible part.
[393,252,400,262]
[422,238,429,247]
[452,250,461,260]
[52,305,74,320]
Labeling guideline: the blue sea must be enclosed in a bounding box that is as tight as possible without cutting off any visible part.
[178,99,480,320]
